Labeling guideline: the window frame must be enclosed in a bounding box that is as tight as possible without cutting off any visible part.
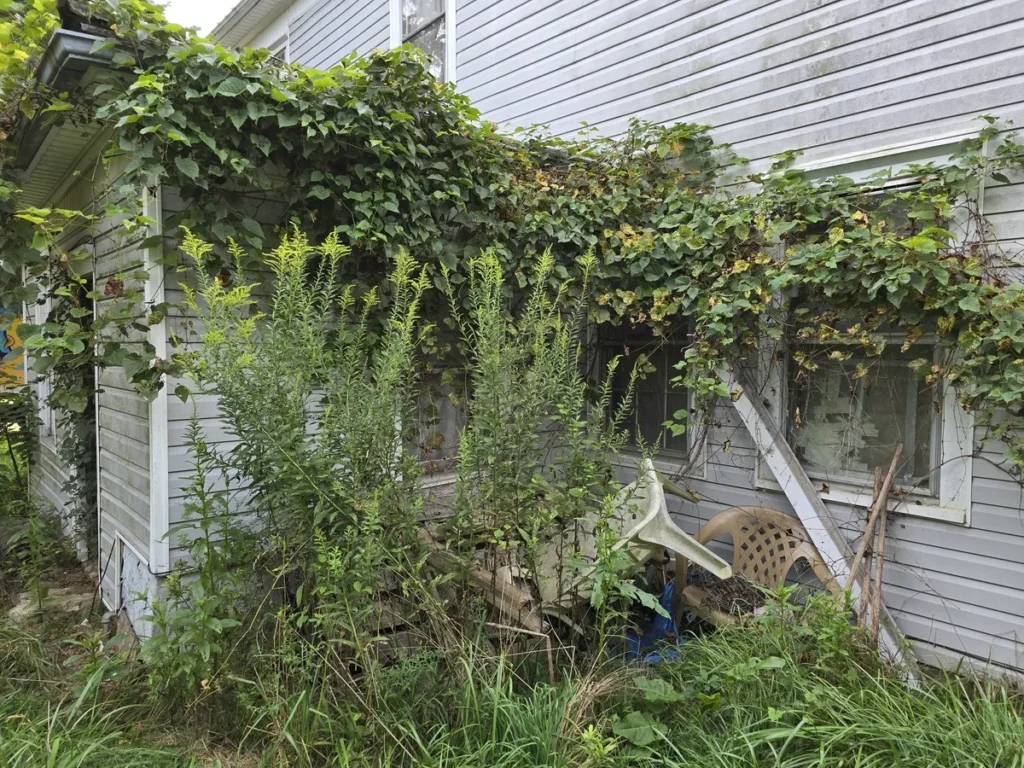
[754,142,977,525]
[593,323,707,480]
[389,0,457,84]
[267,33,289,65]
[33,293,57,448]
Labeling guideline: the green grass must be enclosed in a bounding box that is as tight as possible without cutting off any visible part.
[2,595,1023,767]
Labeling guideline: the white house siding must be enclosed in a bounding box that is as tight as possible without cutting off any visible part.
[286,0,389,69]
[212,0,1024,672]
[25,304,72,526]
[160,189,287,568]
[450,0,1024,675]
[457,0,1024,163]
[29,156,155,610]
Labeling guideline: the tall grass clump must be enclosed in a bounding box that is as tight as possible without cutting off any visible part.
[605,591,1024,768]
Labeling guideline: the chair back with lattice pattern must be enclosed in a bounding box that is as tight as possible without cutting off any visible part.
[687,506,840,594]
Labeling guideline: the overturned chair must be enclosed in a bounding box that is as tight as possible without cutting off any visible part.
[534,459,733,629]
[676,505,841,626]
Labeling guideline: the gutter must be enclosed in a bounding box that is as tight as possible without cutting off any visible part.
[13,29,115,172]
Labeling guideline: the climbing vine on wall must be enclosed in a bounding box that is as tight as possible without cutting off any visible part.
[4,0,1024,516]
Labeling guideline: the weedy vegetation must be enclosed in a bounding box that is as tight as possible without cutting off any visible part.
[4,2,1024,765]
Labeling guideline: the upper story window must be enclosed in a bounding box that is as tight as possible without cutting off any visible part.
[391,0,454,82]
[267,33,289,65]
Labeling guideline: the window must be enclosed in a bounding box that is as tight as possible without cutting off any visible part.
[754,142,976,524]
[267,34,289,64]
[598,324,690,456]
[390,0,454,82]
[785,343,938,491]
[761,335,972,524]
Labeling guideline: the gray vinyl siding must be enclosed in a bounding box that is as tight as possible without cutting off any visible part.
[649,405,1024,674]
[159,0,1024,671]
[160,188,285,563]
[29,440,70,519]
[454,0,1024,674]
[90,211,151,577]
[288,0,389,68]
[26,312,72,528]
[458,0,1024,167]
[36,158,154,608]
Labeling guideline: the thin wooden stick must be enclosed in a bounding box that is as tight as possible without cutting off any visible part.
[870,489,892,644]
[858,468,884,630]
[846,446,903,591]
[486,622,555,685]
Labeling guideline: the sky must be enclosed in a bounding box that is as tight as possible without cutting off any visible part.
[161,0,239,35]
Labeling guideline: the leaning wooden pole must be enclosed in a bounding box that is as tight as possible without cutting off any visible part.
[846,449,902,592]
[857,468,884,631]
[717,364,919,681]
[870,489,892,645]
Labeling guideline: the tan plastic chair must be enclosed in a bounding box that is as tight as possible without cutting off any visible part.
[677,506,840,625]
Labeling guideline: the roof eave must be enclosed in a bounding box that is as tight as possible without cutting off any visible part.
[212,0,292,47]
[14,29,116,172]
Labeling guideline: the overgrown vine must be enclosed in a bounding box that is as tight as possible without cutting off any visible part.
[4,0,1024,523]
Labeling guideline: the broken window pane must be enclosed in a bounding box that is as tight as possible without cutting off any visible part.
[786,345,936,489]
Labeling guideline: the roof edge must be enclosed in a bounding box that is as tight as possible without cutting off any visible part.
[212,0,291,47]
[14,29,115,171]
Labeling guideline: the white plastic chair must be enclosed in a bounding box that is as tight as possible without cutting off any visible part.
[534,459,732,618]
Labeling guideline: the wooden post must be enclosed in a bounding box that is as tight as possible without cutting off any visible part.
[847,448,903,591]
[870,493,892,645]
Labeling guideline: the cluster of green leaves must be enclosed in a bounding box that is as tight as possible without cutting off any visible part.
[0,0,58,137]
[4,0,1024,528]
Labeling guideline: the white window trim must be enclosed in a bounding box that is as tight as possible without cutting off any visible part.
[267,32,289,64]
[389,0,457,84]
[755,342,973,525]
[753,144,976,526]
[34,293,57,449]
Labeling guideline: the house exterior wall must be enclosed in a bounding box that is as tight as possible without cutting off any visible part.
[211,0,1024,674]
[42,154,156,611]
[454,0,1024,676]
[160,189,287,567]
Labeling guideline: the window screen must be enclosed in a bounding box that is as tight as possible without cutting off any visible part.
[786,344,937,488]
[598,323,689,455]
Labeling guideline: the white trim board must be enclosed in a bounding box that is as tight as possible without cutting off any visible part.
[145,183,171,574]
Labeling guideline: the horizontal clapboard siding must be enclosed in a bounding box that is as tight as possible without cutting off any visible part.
[161,190,285,560]
[453,0,1024,674]
[288,0,389,68]
[458,0,1024,169]
[93,237,151,572]
[27,157,155,609]
[192,0,1024,672]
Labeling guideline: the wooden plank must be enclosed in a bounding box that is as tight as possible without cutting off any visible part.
[718,363,918,676]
